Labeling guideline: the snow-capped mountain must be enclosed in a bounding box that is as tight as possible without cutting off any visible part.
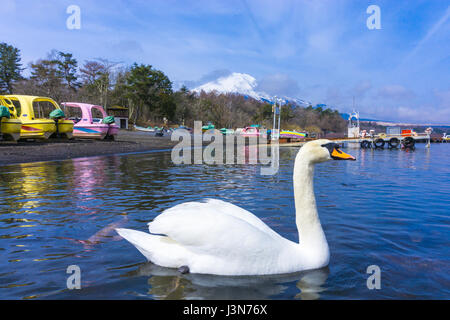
[191,72,311,107]
[192,72,269,100]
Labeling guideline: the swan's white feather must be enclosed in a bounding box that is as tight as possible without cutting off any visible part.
[150,199,283,243]
[117,199,299,275]
[115,228,192,268]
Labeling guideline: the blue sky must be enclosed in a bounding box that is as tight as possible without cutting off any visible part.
[1,0,449,124]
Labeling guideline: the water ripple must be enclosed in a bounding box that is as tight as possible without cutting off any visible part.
[0,144,449,299]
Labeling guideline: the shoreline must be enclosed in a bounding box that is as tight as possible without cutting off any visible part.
[2,130,445,166]
[0,131,284,166]
[0,131,178,166]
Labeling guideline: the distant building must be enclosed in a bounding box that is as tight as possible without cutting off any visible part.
[347,111,360,138]
[107,106,129,129]
[386,127,401,135]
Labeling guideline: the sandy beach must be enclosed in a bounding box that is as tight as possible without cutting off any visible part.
[0,131,178,165]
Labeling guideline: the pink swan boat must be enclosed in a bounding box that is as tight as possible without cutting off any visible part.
[240,126,267,138]
[61,102,119,139]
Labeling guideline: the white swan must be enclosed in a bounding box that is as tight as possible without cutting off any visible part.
[116,139,355,276]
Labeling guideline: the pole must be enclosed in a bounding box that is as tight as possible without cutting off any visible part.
[272,96,277,141]
[277,99,281,140]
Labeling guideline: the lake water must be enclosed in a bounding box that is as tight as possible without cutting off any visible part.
[0,143,449,299]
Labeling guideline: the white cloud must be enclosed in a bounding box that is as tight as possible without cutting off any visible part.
[352,81,372,99]
[434,89,450,107]
[377,85,416,100]
[256,73,300,97]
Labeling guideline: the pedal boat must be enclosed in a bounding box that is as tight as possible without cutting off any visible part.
[240,126,266,138]
[220,128,235,135]
[61,102,119,139]
[279,130,307,139]
[0,96,22,141]
[5,95,73,139]
[202,122,215,132]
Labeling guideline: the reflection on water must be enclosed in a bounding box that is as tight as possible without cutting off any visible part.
[0,144,449,299]
[121,263,329,300]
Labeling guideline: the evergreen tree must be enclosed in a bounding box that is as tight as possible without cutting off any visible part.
[125,63,174,123]
[0,42,23,94]
[30,59,64,98]
[54,51,80,91]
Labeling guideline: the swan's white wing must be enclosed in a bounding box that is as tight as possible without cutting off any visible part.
[119,199,305,275]
[203,199,282,238]
[148,199,286,259]
[153,199,282,239]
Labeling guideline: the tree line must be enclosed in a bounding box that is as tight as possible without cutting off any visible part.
[0,42,346,135]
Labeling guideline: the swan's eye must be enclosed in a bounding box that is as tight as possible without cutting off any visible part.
[321,143,337,154]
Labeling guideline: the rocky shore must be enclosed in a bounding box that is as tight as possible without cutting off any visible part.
[0,131,178,165]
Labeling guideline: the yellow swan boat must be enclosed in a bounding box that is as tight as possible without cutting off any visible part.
[0,95,22,141]
[5,95,73,139]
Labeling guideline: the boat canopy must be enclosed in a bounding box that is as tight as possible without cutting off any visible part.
[0,105,11,118]
[61,102,108,123]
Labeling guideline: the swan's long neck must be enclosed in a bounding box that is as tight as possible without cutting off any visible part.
[293,154,328,254]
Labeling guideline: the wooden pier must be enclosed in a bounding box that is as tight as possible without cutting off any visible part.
[276,133,448,148]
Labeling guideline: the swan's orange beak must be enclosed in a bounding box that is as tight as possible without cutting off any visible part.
[331,147,356,161]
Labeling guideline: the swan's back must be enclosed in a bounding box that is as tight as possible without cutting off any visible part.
[149,199,286,258]
[151,199,282,241]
